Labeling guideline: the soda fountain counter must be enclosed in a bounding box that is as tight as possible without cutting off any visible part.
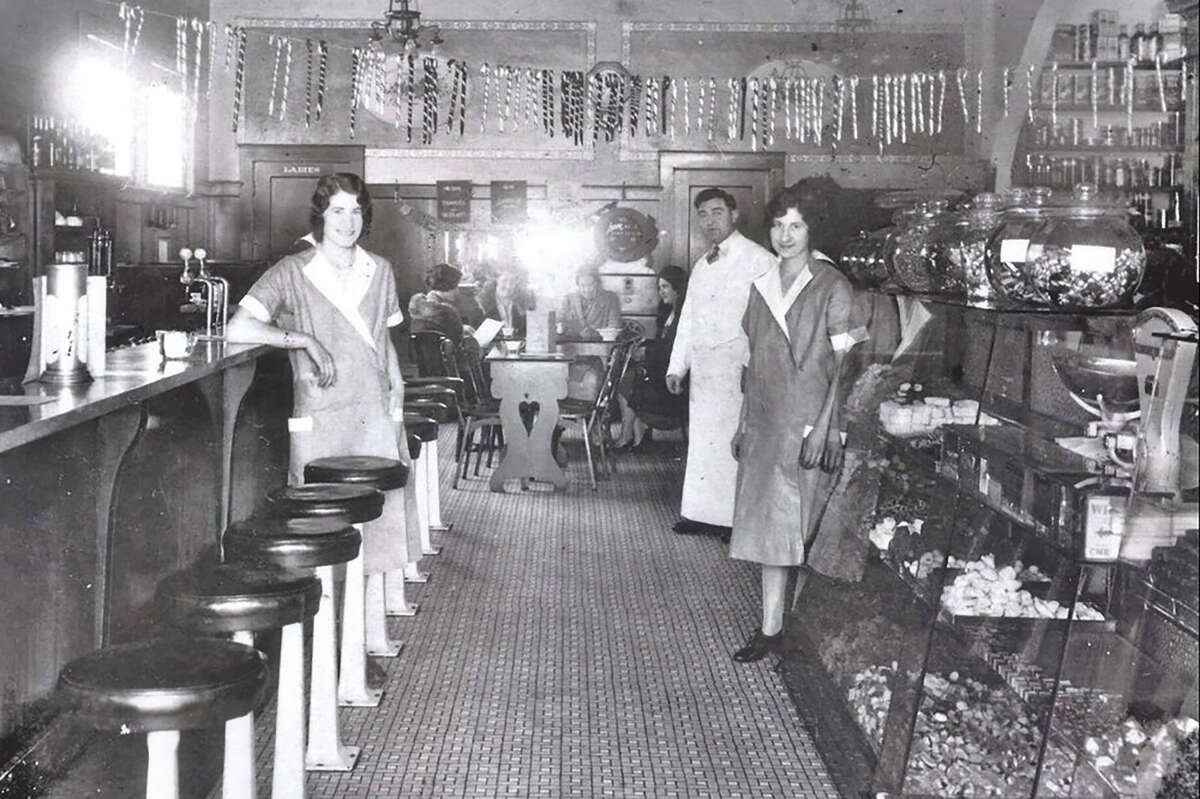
[776,295,1199,798]
[0,339,291,779]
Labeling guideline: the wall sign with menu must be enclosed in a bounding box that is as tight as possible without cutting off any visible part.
[436,180,472,223]
[491,181,527,224]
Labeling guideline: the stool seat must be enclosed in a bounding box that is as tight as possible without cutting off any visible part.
[403,413,439,441]
[58,637,267,732]
[406,376,464,392]
[223,517,361,570]
[159,562,321,634]
[407,433,422,461]
[268,483,383,524]
[304,455,408,491]
[405,385,457,405]
[405,398,453,423]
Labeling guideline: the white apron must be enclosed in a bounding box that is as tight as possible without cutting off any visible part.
[669,230,776,527]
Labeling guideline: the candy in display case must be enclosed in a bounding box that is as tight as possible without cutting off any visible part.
[779,295,1197,798]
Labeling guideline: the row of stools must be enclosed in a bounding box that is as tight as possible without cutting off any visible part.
[55,396,456,799]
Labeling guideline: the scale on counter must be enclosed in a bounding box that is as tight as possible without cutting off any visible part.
[1047,308,1198,561]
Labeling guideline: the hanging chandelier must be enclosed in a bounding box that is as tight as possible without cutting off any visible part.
[371,0,442,53]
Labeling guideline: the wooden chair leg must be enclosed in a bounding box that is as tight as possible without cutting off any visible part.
[581,421,597,490]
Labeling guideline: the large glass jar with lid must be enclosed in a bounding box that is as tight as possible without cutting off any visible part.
[886,200,948,294]
[1024,184,1146,309]
[926,193,1004,298]
[839,228,893,288]
[985,186,1056,304]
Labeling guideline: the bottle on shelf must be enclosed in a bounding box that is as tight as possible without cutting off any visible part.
[1147,22,1162,62]
[1131,23,1146,62]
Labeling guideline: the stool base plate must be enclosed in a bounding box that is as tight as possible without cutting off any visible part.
[337,687,383,707]
[421,544,442,556]
[386,601,419,617]
[306,744,361,772]
[366,639,403,658]
[429,523,452,532]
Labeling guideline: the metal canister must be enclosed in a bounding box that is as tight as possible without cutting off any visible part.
[41,262,93,385]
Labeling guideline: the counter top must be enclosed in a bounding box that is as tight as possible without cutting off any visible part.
[0,340,270,453]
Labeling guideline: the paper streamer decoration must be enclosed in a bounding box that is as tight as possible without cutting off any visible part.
[231,27,247,133]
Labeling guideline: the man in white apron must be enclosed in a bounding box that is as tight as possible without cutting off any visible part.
[666,188,775,538]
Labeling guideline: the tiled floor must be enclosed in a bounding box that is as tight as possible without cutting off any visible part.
[48,426,839,798]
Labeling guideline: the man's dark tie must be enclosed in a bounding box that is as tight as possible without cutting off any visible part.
[706,245,720,264]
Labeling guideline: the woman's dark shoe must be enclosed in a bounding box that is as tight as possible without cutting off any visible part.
[732,628,781,663]
[611,438,634,453]
[630,436,654,454]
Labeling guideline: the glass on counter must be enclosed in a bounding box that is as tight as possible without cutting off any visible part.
[887,201,949,294]
[926,193,1004,299]
[986,186,1056,305]
[1024,184,1146,309]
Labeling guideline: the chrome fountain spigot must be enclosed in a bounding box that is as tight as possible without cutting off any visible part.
[194,248,229,338]
[179,247,194,285]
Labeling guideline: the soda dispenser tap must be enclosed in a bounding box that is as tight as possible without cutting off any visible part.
[179,247,194,285]
[194,248,228,338]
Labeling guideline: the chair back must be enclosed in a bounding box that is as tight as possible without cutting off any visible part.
[454,336,492,405]
[411,330,454,378]
[591,340,635,423]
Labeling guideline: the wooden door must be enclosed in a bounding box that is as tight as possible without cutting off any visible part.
[238,145,364,262]
[660,152,785,271]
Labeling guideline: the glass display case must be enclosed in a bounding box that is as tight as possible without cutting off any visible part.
[781,295,1198,798]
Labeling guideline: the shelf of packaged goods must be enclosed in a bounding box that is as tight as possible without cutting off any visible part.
[1045,61,1186,72]
[1031,104,1186,113]
[1024,147,1185,155]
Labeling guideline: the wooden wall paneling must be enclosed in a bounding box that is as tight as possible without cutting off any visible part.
[237,145,365,262]
[659,151,785,270]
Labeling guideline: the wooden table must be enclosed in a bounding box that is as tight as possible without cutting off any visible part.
[485,351,572,492]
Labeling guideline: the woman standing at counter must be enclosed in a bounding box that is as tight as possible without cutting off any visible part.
[225,172,411,576]
[728,186,866,663]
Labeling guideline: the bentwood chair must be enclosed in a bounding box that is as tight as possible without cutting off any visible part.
[558,340,636,489]
[450,336,505,486]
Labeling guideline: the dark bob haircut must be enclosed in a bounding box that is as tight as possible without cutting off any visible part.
[310,172,373,242]
[766,185,828,229]
[693,187,736,211]
[425,263,463,292]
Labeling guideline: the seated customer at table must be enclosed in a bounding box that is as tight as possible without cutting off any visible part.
[409,262,470,341]
[615,265,689,451]
[492,270,532,336]
[557,266,621,340]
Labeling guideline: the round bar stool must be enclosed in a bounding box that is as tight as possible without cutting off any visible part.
[158,562,321,799]
[404,411,442,557]
[404,401,452,534]
[269,483,384,708]
[223,517,362,774]
[57,637,267,799]
[296,463,406,704]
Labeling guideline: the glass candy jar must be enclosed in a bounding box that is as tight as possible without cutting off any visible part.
[926,194,1004,297]
[887,201,948,294]
[1024,184,1146,309]
[985,186,1055,304]
[839,228,893,288]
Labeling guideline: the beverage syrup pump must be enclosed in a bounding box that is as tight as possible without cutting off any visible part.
[179,247,228,338]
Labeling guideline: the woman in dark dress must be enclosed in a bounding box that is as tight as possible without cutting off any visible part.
[615,266,689,451]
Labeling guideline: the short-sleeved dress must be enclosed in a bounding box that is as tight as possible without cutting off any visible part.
[240,245,417,575]
[729,255,867,567]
